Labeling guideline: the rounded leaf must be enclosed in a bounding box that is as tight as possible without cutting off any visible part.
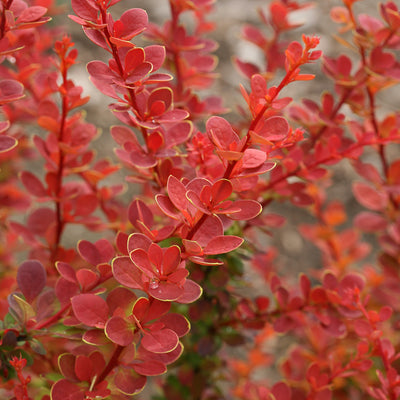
[17,260,46,303]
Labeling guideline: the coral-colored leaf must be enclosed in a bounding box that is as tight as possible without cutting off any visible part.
[78,240,101,265]
[17,260,46,303]
[226,199,262,220]
[133,360,167,376]
[167,175,188,212]
[353,182,387,211]
[114,368,146,395]
[51,379,84,400]
[0,80,24,105]
[206,116,239,150]
[204,235,243,255]
[105,316,134,346]
[71,294,109,328]
[20,171,47,197]
[176,279,202,304]
[112,256,143,289]
[117,8,148,40]
[17,6,47,23]
[0,135,17,152]
[141,329,178,353]
[159,313,190,337]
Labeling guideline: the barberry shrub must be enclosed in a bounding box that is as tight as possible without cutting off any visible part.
[1,0,400,398]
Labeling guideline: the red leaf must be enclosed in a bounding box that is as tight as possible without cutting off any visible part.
[156,194,181,220]
[354,211,387,231]
[132,360,166,376]
[226,199,262,220]
[241,149,267,168]
[271,382,291,400]
[17,260,46,303]
[148,281,184,301]
[141,329,179,353]
[211,179,232,204]
[71,294,109,328]
[78,240,100,265]
[176,279,202,304]
[116,8,148,40]
[74,355,93,382]
[71,0,98,20]
[144,45,166,71]
[204,235,243,255]
[0,135,17,152]
[112,256,143,290]
[257,116,290,141]
[51,379,84,400]
[167,175,189,212]
[114,368,146,395]
[206,116,239,150]
[0,80,24,105]
[17,6,47,23]
[20,171,47,197]
[105,316,134,346]
[159,313,190,337]
[353,182,387,211]
[192,215,223,247]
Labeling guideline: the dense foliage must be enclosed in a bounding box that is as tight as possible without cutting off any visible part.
[1,0,400,399]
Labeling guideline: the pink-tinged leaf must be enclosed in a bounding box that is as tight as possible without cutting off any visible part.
[271,382,291,400]
[0,135,17,152]
[133,360,167,376]
[226,199,262,220]
[0,120,10,133]
[354,211,387,231]
[167,175,188,212]
[27,207,56,236]
[112,256,143,289]
[78,240,100,265]
[128,199,153,229]
[105,316,134,346]
[211,179,232,204]
[116,8,148,40]
[20,171,47,197]
[87,61,118,98]
[132,297,150,321]
[144,298,170,322]
[17,6,47,22]
[354,319,372,337]
[114,368,146,395]
[353,182,387,211]
[83,329,109,346]
[107,287,137,314]
[17,260,46,303]
[148,281,184,301]
[124,47,145,73]
[155,194,182,220]
[71,294,109,328]
[130,249,154,278]
[0,80,24,105]
[144,45,166,71]
[159,313,190,337]
[206,116,239,150]
[58,353,78,381]
[257,116,290,141]
[162,246,181,275]
[76,269,98,292]
[71,0,98,20]
[148,243,163,269]
[204,235,244,255]
[176,279,202,304]
[141,329,179,353]
[186,190,210,214]
[51,379,84,400]
[75,355,93,382]
[242,148,267,168]
[192,215,223,247]
[127,233,152,253]
[56,262,77,283]
[182,239,203,256]
[138,342,183,366]
[189,256,223,266]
